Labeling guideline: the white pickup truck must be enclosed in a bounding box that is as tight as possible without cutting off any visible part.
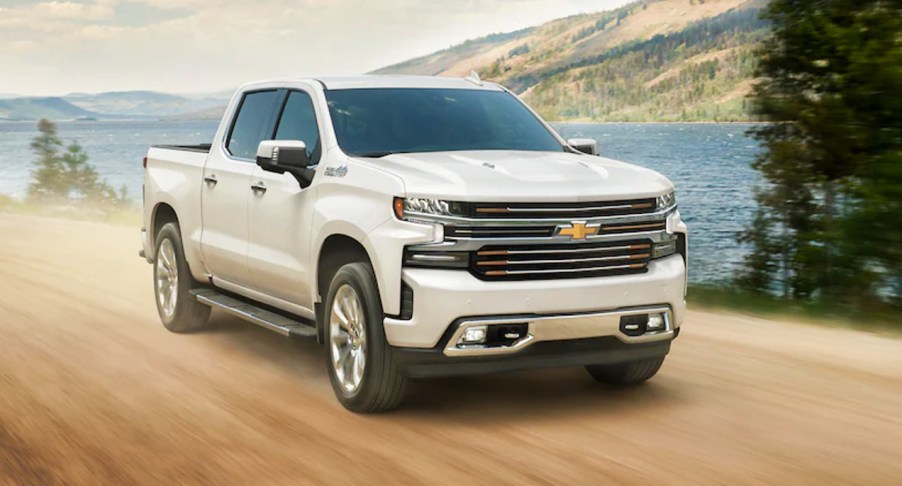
[141,75,687,413]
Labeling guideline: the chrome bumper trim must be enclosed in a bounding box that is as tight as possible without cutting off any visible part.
[443,305,673,357]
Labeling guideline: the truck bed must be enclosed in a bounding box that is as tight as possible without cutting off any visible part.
[151,143,212,154]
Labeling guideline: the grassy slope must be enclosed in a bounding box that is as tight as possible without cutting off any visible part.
[375,0,770,122]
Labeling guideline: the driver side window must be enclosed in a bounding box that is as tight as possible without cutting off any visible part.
[274,91,321,165]
[226,90,279,160]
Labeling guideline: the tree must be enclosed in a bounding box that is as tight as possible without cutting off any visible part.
[27,119,67,202]
[739,0,902,307]
[61,141,120,205]
[27,120,128,209]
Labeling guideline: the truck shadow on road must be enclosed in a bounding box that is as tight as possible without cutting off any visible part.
[203,312,685,419]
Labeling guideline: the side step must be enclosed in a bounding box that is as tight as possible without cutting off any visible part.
[190,289,318,339]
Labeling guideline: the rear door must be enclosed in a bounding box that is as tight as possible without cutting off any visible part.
[200,89,280,287]
[247,89,322,310]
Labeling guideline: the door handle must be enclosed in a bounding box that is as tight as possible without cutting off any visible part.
[204,175,218,186]
[251,181,267,195]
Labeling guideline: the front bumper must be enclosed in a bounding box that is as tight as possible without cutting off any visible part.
[383,253,686,349]
[396,333,675,378]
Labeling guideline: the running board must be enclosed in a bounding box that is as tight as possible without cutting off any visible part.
[190,289,318,339]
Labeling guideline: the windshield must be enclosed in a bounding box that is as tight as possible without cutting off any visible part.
[324,88,564,157]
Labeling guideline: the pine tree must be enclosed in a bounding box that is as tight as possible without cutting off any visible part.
[739,0,902,307]
[27,120,128,209]
[60,142,118,205]
[27,119,66,202]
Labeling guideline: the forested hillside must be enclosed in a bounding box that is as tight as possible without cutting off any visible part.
[376,0,770,121]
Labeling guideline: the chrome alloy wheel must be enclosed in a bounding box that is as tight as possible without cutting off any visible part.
[155,238,178,319]
[329,284,367,394]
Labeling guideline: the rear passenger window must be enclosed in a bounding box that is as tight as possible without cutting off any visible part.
[227,90,279,160]
[275,91,321,165]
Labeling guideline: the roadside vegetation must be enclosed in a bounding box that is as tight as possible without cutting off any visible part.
[0,119,136,224]
[688,285,902,334]
[734,0,901,324]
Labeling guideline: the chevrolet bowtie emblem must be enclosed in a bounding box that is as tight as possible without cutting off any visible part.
[556,222,600,240]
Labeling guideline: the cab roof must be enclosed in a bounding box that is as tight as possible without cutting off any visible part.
[315,75,503,91]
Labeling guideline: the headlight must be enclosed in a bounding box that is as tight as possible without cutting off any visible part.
[393,197,466,220]
[656,192,676,210]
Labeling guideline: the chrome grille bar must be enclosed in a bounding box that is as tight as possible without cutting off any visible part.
[478,253,651,266]
[502,204,646,212]
[485,263,646,276]
[478,243,649,256]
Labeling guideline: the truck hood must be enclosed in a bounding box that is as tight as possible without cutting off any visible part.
[355,150,673,202]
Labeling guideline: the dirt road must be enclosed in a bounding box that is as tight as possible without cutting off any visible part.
[0,214,900,484]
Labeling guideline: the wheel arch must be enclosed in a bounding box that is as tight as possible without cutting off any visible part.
[150,202,179,257]
[315,233,375,342]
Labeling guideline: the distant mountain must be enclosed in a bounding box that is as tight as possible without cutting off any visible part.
[165,105,227,121]
[375,0,770,122]
[0,90,231,121]
[63,91,228,118]
[0,97,99,121]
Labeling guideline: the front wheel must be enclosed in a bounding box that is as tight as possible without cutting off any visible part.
[324,262,408,413]
[153,222,210,332]
[585,357,665,385]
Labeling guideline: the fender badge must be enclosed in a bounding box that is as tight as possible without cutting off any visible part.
[324,165,348,177]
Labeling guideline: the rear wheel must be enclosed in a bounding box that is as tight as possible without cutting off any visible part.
[585,357,665,385]
[324,262,408,413]
[153,222,210,332]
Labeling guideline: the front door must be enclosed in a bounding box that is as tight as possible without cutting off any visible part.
[200,89,280,287]
[247,89,322,310]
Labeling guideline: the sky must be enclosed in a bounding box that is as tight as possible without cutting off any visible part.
[0,0,632,96]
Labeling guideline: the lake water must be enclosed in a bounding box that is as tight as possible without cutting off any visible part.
[0,120,762,284]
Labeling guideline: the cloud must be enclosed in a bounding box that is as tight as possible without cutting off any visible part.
[21,0,115,21]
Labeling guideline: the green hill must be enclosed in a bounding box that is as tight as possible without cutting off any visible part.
[375,0,769,122]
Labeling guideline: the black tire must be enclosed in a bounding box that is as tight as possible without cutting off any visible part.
[324,262,408,413]
[585,357,665,385]
[153,222,211,332]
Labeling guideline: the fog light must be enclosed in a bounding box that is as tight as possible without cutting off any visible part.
[647,313,666,331]
[461,326,487,344]
[620,314,648,337]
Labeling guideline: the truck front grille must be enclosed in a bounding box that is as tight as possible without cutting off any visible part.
[470,198,657,219]
[471,239,652,281]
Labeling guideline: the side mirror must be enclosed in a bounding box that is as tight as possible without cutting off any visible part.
[567,138,599,156]
[256,140,315,187]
